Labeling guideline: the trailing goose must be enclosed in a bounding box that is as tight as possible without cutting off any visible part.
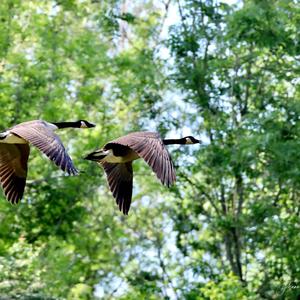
[0,119,95,204]
[84,132,200,214]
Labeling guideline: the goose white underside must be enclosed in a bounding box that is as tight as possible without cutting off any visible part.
[0,132,27,144]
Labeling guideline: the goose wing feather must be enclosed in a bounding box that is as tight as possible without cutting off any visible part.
[10,120,78,175]
[106,132,176,186]
[0,144,29,204]
[101,161,133,215]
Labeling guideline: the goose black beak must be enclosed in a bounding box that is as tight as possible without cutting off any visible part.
[84,153,95,161]
[86,122,96,128]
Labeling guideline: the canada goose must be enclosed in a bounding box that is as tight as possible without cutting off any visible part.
[84,132,200,214]
[0,120,95,204]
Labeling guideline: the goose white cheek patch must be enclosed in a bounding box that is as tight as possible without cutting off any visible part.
[80,121,88,128]
[186,138,193,144]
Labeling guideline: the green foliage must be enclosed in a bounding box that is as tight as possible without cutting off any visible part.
[199,273,255,300]
[0,0,299,299]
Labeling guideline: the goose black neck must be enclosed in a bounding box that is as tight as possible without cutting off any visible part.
[52,121,80,129]
[163,138,186,145]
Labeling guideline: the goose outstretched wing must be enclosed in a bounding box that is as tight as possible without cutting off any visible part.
[0,144,29,204]
[11,120,78,175]
[105,132,176,187]
[101,161,133,215]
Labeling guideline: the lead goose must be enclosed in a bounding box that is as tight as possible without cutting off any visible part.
[0,119,95,203]
[84,131,200,214]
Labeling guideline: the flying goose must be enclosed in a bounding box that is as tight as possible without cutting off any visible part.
[0,120,95,204]
[84,132,200,214]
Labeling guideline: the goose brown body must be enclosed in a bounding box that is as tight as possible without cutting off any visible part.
[85,131,199,215]
[0,119,95,204]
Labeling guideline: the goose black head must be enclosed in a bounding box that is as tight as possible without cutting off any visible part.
[184,136,200,144]
[78,120,96,128]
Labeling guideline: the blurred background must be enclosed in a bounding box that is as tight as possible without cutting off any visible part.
[0,0,299,299]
